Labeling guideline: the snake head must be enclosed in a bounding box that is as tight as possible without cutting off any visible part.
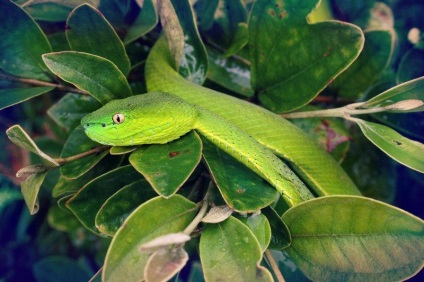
[81,92,198,146]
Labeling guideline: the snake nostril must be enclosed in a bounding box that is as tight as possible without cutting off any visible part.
[102,123,106,127]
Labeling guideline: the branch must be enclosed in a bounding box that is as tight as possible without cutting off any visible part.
[183,182,213,235]
[0,73,88,95]
[281,99,424,119]
[265,250,286,282]
[55,146,110,165]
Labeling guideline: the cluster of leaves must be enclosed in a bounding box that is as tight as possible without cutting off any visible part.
[1,0,424,281]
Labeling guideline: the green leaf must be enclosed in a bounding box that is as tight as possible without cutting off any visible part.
[0,86,54,110]
[109,146,137,155]
[235,213,271,252]
[262,207,291,250]
[202,137,278,212]
[52,154,123,197]
[95,179,157,236]
[67,165,143,234]
[129,131,202,198]
[0,1,52,80]
[42,51,132,104]
[21,172,48,215]
[103,195,197,282]
[47,93,101,132]
[6,125,59,166]
[355,119,424,173]
[66,4,130,76]
[330,29,395,99]
[282,196,424,281]
[160,0,208,84]
[124,0,158,44]
[397,49,424,83]
[249,0,364,112]
[206,46,254,97]
[362,76,424,113]
[59,126,109,179]
[33,256,92,282]
[200,216,273,282]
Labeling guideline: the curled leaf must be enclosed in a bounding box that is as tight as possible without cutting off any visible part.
[140,232,191,253]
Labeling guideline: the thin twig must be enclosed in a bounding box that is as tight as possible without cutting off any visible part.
[55,146,110,165]
[0,73,88,95]
[265,249,286,282]
[183,182,213,235]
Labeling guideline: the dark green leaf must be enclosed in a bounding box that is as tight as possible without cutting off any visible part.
[23,1,100,22]
[160,0,208,84]
[355,119,424,173]
[60,125,109,179]
[21,172,48,215]
[33,256,92,282]
[66,165,144,234]
[193,0,219,31]
[48,32,71,52]
[200,216,273,281]
[282,196,424,281]
[206,46,254,97]
[129,131,202,198]
[0,87,54,110]
[124,0,158,44]
[342,128,396,202]
[48,93,101,132]
[66,4,130,76]
[95,179,157,236]
[223,23,248,57]
[397,49,424,83]
[0,0,52,80]
[52,155,123,197]
[362,76,424,113]
[103,195,197,281]
[42,52,132,104]
[208,0,247,48]
[202,137,278,212]
[47,204,82,232]
[6,125,59,166]
[262,207,291,250]
[235,213,271,252]
[249,0,364,112]
[330,29,395,98]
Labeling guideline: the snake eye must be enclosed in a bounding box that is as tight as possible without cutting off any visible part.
[112,113,125,124]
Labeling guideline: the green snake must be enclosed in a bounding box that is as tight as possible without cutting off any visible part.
[82,38,361,207]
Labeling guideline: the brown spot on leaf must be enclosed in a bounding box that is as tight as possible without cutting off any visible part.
[169,151,180,158]
[269,9,275,17]
[236,188,245,194]
[278,10,287,19]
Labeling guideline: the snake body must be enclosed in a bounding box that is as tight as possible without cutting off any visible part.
[82,38,361,207]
